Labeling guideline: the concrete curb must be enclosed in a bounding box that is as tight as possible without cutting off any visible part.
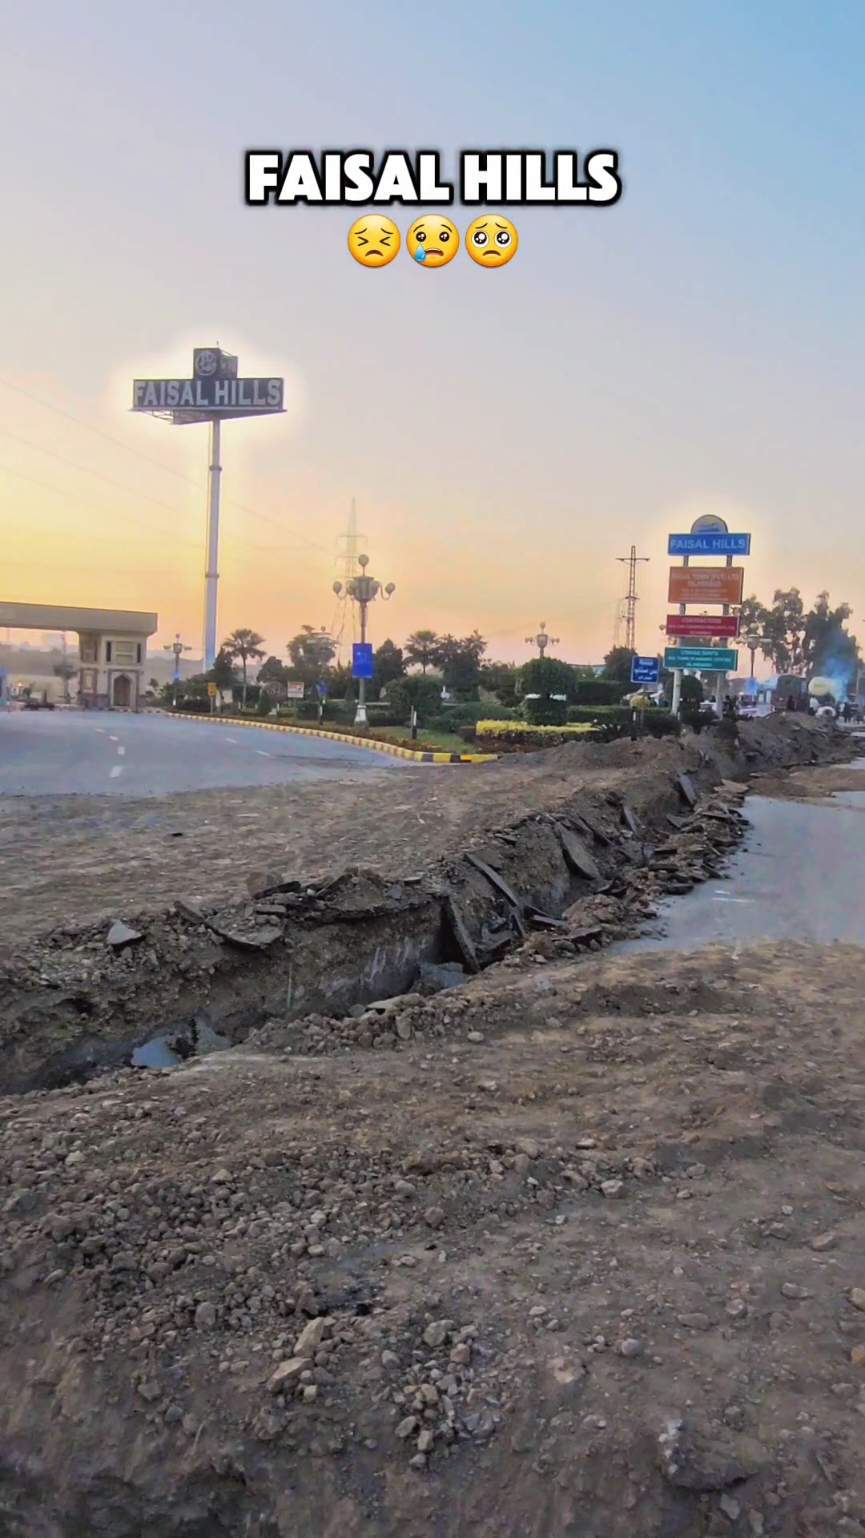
[161,712,497,764]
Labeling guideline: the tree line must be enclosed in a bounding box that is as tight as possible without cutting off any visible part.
[167,626,646,711]
[168,587,861,714]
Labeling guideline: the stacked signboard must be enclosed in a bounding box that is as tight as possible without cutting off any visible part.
[664,518,751,680]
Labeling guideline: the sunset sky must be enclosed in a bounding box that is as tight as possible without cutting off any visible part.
[2,1,863,669]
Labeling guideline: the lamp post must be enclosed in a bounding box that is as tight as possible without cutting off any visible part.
[526,621,559,657]
[333,554,395,727]
[164,633,192,709]
[745,631,761,680]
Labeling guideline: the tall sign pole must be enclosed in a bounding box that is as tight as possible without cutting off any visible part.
[131,348,285,671]
[664,519,752,714]
[204,418,222,669]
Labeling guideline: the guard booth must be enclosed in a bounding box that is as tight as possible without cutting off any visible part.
[0,602,158,712]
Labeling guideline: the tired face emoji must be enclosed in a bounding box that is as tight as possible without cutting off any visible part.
[465,215,518,267]
[347,214,400,266]
[406,214,459,267]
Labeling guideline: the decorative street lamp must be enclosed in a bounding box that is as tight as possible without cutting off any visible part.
[333,554,395,727]
[526,621,559,657]
[744,631,762,679]
[164,633,192,709]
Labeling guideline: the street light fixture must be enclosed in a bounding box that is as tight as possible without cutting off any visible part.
[744,630,762,680]
[526,621,559,657]
[164,633,192,709]
[332,553,396,727]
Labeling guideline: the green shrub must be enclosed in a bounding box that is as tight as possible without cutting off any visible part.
[567,705,633,726]
[385,675,444,727]
[525,696,568,725]
[643,711,680,737]
[572,679,622,706]
[439,701,516,728]
[364,702,406,727]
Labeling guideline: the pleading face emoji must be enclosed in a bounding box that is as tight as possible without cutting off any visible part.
[347,215,400,266]
[465,215,518,267]
[406,214,459,266]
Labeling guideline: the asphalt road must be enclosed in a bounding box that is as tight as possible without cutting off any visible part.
[0,710,408,796]
[626,777,865,952]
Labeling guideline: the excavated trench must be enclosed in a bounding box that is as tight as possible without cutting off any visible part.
[1,761,741,1094]
[0,719,853,1097]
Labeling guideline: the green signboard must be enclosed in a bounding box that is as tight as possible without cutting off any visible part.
[664,647,738,672]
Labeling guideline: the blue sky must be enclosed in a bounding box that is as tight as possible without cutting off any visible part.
[1,0,863,661]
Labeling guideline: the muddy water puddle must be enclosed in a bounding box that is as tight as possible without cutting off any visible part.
[624,784,865,953]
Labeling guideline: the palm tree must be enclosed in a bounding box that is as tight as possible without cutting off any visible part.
[405,629,440,673]
[222,628,266,708]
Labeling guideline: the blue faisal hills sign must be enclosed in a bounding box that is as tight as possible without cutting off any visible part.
[668,533,751,556]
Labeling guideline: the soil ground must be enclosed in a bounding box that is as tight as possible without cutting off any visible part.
[1,717,863,1537]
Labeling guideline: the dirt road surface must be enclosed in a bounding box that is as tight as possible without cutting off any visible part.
[1,717,863,1537]
[0,718,847,946]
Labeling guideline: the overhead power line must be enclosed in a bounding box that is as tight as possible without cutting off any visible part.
[0,373,326,551]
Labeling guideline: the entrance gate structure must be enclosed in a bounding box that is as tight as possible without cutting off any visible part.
[0,602,158,711]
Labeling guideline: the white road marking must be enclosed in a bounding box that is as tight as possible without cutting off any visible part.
[256,750,270,757]
[109,766,123,779]
[225,737,238,744]
[95,728,106,734]
[117,746,126,756]
[109,734,119,742]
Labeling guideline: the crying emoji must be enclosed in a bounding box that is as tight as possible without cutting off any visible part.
[406,215,459,267]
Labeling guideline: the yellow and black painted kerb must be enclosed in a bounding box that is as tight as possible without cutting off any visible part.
[161,712,496,764]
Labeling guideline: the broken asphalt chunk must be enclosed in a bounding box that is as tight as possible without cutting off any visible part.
[676,773,699,807]
[210,925,284,951]
[443,896,480,973]
[621,803,642,836]
[555,824,601,881]
[106,921,144,951]
[465,854,523,911]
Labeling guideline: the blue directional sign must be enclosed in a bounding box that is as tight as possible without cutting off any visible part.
[351,643,374,680]
[668,533,751,556]
[630,655,660,685]
[317,679,329,696]
[664,647,738,672]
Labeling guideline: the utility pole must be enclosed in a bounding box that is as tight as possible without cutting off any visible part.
[616,547,649,652]
[332,499,369,663]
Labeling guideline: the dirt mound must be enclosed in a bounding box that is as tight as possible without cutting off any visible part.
[1,937,863,1536]
[0,762,751,1089]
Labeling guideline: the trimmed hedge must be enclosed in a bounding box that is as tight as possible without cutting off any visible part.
[567,705,633,725]
[437,701,517,728]
[572,679,623,706]
[475,720,601,750]
[524,697,569,726]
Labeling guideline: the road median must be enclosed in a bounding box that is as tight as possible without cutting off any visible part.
[161,710,497,763]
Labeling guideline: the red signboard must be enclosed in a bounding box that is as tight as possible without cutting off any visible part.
[668,566,744,605]
[665,614,740,639]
